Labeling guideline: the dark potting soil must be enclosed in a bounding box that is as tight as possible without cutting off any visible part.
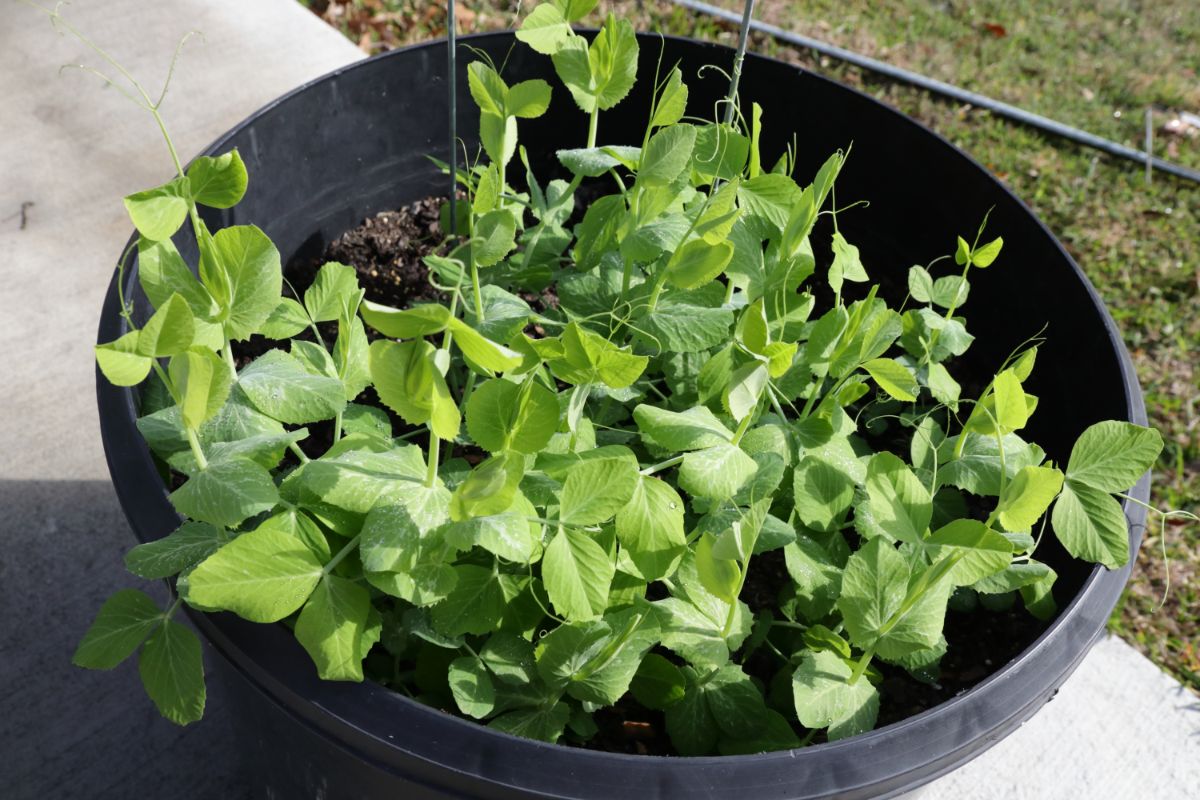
[225,193,1052,756]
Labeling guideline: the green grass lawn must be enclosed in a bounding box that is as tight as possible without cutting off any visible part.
[301,0,1200,691]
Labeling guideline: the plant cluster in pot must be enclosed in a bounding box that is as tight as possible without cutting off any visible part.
[73,1,1162,797]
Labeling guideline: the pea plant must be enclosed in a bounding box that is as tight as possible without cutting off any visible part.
[74,0,1164,754]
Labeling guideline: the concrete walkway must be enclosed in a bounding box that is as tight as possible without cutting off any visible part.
[0,1,1195,798]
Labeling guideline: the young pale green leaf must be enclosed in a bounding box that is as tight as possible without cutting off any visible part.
[925,519,1013,586]
[95,330,153,387]
[137,293,195,357]
[558,145,642,177]
[1064,421,1163,493]
[552,0,598,21]
[691,123,749,184]
[361,301,451,339]
[516,2,573,54]
[938,431,1046,496]
[724,362,768,423]
[369,339,435,427]
[543,527,615,620]
[255,508,331,562]
[863,452,932,545]
[449,319,523,374]
[792,649,879,739]
[168,346,234,431]
[361,506,457,606]
[862,357,919,402]
[1051,480,1130,568]
[260,297,310,340]
[210,224,283,341]
[137,237,217,319]
[694,533,741,603]
[443,493,543,564]
[449,452,525,521]
[467,61,508,117]
[971,236,1003,267]
[238,349,346,425]
[304,261,360,322]
[73,589,161,670]
[793,457,856,533]
[466,377,559,454]
[449,656,496,718]
[507,79,553,118]
[954,236,971,266]
[138,620,205,726]
[559,455,639,525]
[615,475,687,580]
[650,67,688,128]
[554,322,648,389]
[551,35,596,113]
[908,265,935,303]
[829,232,869,296]
[633,404,733,451]
[931,275,969,309]
[186,526,323,622]
[480,111,518,168]
[996,465,1065,532]
[473,209,519,268]
[837,537,907,651]
[187,150,248,208]
[992,369,1032,432]
[124,521,223,580]
[123,177,190,241]
[634,296,734,354]
[666,239,734,290]
[679,443,758,501]
[639,124,697,187]
[295,574,371,681]
[588,14,638,110]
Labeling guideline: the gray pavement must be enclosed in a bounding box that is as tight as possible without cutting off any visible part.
[0,1,1195,798]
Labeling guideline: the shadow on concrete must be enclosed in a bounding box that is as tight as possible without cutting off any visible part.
[0,480,249,800]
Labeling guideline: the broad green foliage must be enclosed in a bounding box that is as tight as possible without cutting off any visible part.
[86,0,1165,756]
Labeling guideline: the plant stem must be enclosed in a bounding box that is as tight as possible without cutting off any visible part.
[332,410,344,443]
[587,107,599,148]
[847,646,875,685]
[221,339,237,373]
[470,259,485,321]
[641,454,684,476]
[185,428,208,470]
[323,534,361,574]
[731,406,756,444]
[288,442,310,464]
[426,429,441,487]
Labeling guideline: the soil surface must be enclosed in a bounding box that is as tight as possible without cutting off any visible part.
[230,194,1053,756]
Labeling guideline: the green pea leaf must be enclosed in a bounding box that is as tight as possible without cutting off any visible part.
[449,319,523,374]
[304,261,360,323]
[694,532,741,603]
[516,2,573,54]
[1064,421,1163,493]
[589,14,638,111]
[615,475,687,580]
[137,237,217,319]
[467,377,560,454]
[634,297,735,354]
[467,61,508,117]
[449,656,497,718]
[206,224,282,340]
[829,232,869,295]
[559,455,639,525]
[1051,480,1131,568]
[552,0,598,22]
[168,346,235,431]
[360,301,452,339]
[138,620,206,726]
[971,236,1003,267]
[543,527,615,620]
[187,526,323,622]
[631,652,687,709]
[633,403,733,451]
[724,362,768,423]
[996,465,1065,532]
[473,209,518,267]
[679,443,758,501]
[238,349,346,425]
[260,297,311,340]
[187,150,248,209]
[431,564,507,636]
[489,703,571,743]
[793,457,856,533]
[443,493,543,564]
[650,67,688,128]
[123,177,190,241]
[507,79,553,119]
[124,521,223,580]
[73,589,162,670]
[863,452,932,545]
[924,519,1013,586]
[666,239,734,290]
[95,330,153,387]
[639,123,697,187]
[136,293,195,358]
[537,604,660,705]
[557,145,642,177]
[450,452,525,521]
[294,574,371,681]
[784,536,844,620]
[862,357,919,402]
[792,649,879,740]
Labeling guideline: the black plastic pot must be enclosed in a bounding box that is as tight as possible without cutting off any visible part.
[97,32,1150,800]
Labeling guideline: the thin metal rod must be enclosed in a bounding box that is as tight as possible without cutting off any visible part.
[722,0,756,126]
[448,0,458,235]
[673,0,1200,185]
